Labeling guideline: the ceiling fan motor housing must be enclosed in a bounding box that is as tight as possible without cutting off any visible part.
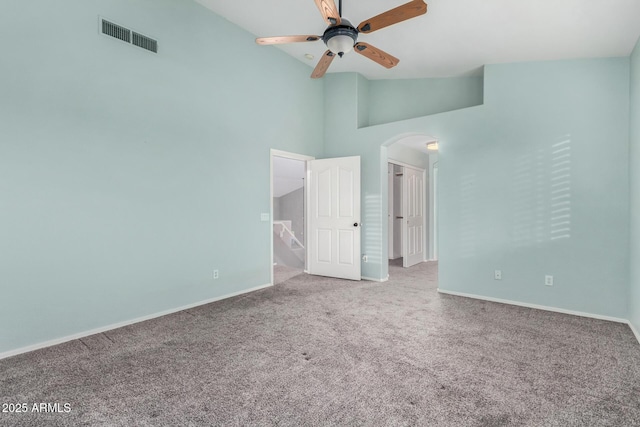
[322,18,358,57]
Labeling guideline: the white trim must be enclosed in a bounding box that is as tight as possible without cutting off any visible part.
[0,283,272,361]
[432,163,438,261]
[388,158,422,170]
[387,163,394,261]
[362,275,389,282]
[437,289,629,324]
[270,149,315,161]
[629,321,640,345]
[270,149,315,286]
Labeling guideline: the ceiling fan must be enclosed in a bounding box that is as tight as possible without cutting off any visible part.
[256,0,428,79]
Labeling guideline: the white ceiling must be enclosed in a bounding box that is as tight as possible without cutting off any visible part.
[273,156,306,197]
[195,0,640,80]
[395,134,438,154]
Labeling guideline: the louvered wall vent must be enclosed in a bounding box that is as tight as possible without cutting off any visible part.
[132,32,158,53]
[100,18,158,53]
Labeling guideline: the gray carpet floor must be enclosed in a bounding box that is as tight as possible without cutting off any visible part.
[273,264,304,285]
[1,261,640,426]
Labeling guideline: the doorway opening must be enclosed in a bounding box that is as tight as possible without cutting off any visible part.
[388,163,404,266]
[271,150,313,285]
[387,160,427,268]
[270,150,362,285]
[386,134,438,276]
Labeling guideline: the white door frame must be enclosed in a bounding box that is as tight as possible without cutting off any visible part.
[432,162,439,261]
[270,149,315,286]
[388,158,428,264]
[387,163,394,259]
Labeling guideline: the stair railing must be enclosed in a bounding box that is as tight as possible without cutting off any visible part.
[273,221,304,249]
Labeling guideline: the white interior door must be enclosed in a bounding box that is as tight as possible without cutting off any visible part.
[308,156,361,280]
[403,166,425,267]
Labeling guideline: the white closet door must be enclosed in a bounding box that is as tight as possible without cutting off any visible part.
[403,166,424,267]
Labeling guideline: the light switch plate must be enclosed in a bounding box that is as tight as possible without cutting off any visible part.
[261,213,269,221]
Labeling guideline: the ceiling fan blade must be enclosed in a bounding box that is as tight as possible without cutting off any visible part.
[311,50,335,79]
[256,35,322,45]
[314,0,341,26]
[357,0,427,34]
[354,42,399,69]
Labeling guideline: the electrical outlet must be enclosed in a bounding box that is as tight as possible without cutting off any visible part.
[545,275,553,286]
[494,270,502,280]
[260,213,269,222]
[213,270,219,279]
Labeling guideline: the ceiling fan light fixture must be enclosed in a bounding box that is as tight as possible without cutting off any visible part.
[327,34,355,56]
[255,0,428,78]
[323,18,357,57]
[426,140,439,151]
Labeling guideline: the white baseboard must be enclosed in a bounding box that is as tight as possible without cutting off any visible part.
[0,283,273,361]
[629,321,640,345]
[362,275,389,282]
[437,289,628,324]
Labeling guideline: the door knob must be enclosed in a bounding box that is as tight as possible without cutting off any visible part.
[354,222,359,227]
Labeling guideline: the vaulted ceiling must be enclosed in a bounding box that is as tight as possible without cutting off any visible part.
[196,0,640,80]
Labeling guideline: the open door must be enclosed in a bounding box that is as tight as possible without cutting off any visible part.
[307,156,361,280]
[403,165,425,267]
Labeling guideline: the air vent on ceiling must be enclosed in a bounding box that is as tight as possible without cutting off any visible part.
[100,18,157,54]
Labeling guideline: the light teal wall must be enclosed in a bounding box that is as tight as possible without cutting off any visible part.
[630,36,640,334]
[357,74,370,129]
[325,72,485,281]
[1,0,634,356]
[325,57,630,318]
[0,0,324,354]
[440,59,629,318]
[366,76,484,126]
